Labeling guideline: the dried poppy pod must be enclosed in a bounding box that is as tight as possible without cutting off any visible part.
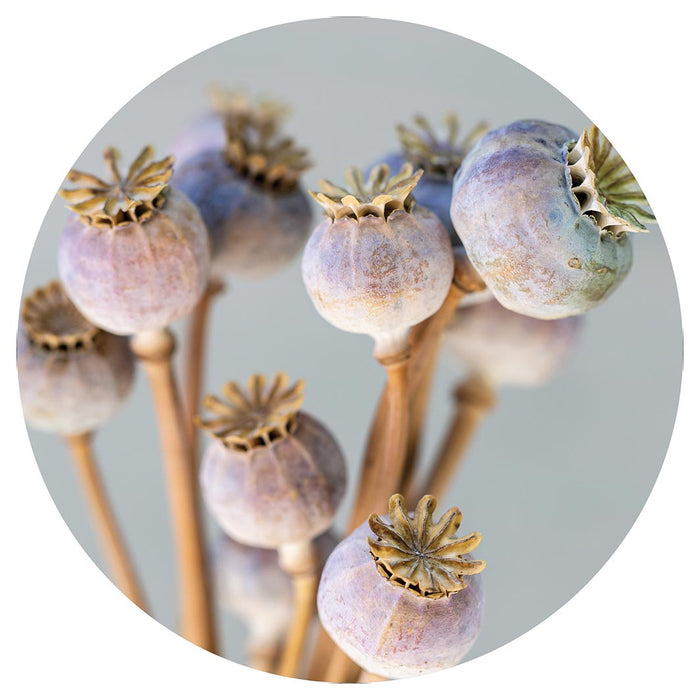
[17,281,134,436]
[58,146,210,334]
[451,120,656,319]
[170,86,290,164]
[302,163,454,359]
[17,280,146,610]
[445,298,581,388]
[172,111,312,279]
[373,113,489,247]
[213,529,339,672]
[318,494,485,679]
[197,373,346,547]
[197,372,346,676]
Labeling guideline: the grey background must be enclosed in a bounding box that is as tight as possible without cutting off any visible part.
[22,18,682,669]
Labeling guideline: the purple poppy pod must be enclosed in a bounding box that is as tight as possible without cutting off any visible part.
[372,113,489,248]
[302,163,454,358]
[451,121,656,319]
[17,281,134,436]
[196,373,346,549]
[58,146,210,335]
[172,111,312,280]
[446,298,581,388]
[170,86,289,164]
[318,493,485,679]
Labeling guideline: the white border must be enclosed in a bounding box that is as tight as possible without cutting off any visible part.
[2,3,696,699]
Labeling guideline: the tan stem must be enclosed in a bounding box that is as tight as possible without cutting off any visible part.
[411,375,495,504]
[358,669,386,683]
[306,626,339,681]
[276,540,318,678]
[130,328,217,653]
[248,641,279,674]
[183,278,225,464]
[323,646,361,683]
[64,431,147,612]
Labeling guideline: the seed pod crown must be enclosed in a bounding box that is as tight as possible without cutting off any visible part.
[59,146,174,227]
[22,281,100,352]
[208,86,289,132]
[368,494,485,600]
[567,124,656,238]
[195,372,305,451]
[310,163,423,221]
[397,113,489,178]
[224,116,311,192]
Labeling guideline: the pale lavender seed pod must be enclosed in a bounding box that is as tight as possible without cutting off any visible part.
[318,494,485,679]
[302,164,454,357]
[451,120,656,319]
[197,373,346,549]
[445,298,581,387]
[17,281,134,436]
[214,528,339,649]
[58,147,210,335]
[172,149,311,279]
[370,113,489,247]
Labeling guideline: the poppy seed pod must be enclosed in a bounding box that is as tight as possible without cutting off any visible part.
[451,120,656,319]
[445,299,581,387]
[170,87,289,164]
[172,112,312,279]
[318,494,485,679]
[373,113,489,247]
[17,281,134,435]
[302,164,454,358]
[197,373,346,548]
[58,146,210,334]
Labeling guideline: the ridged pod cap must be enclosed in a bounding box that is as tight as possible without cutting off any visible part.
[197,373,346,548]
[58,146,210,334]
[17,281,134,435]
[318,494,485,678]
[451,120,655,319]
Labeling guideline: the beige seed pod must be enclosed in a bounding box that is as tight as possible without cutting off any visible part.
[17,280,134,436]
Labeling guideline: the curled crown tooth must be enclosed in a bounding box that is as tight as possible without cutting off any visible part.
[567,125,656,238]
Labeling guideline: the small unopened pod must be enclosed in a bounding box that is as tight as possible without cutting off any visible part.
[197,373,346,548]
[451,121,656,319]
[445,298,581,388]
[58,146,210,334]
[318,494,485,679]
[372,113,489,248]
[17,281,134,435]
[302,164,454,357]
[172,110,312,280]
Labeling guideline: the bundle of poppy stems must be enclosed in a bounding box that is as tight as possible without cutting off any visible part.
[18,87,654,681]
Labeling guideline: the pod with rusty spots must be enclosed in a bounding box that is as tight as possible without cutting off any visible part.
[318,494,485,679]
[450,120,655,319]
[58,147,210,335]
[302,163,454,358]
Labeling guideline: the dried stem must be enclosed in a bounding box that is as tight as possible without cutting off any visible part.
[248,641,280,674]
[306,626,337,681]
[64,431,147,612]
[323,646,360,683]
[358,670,386,683]
[276,540,318,678]
[410,375,495,504]
[130,328,217,653]
[183,277,225,464]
